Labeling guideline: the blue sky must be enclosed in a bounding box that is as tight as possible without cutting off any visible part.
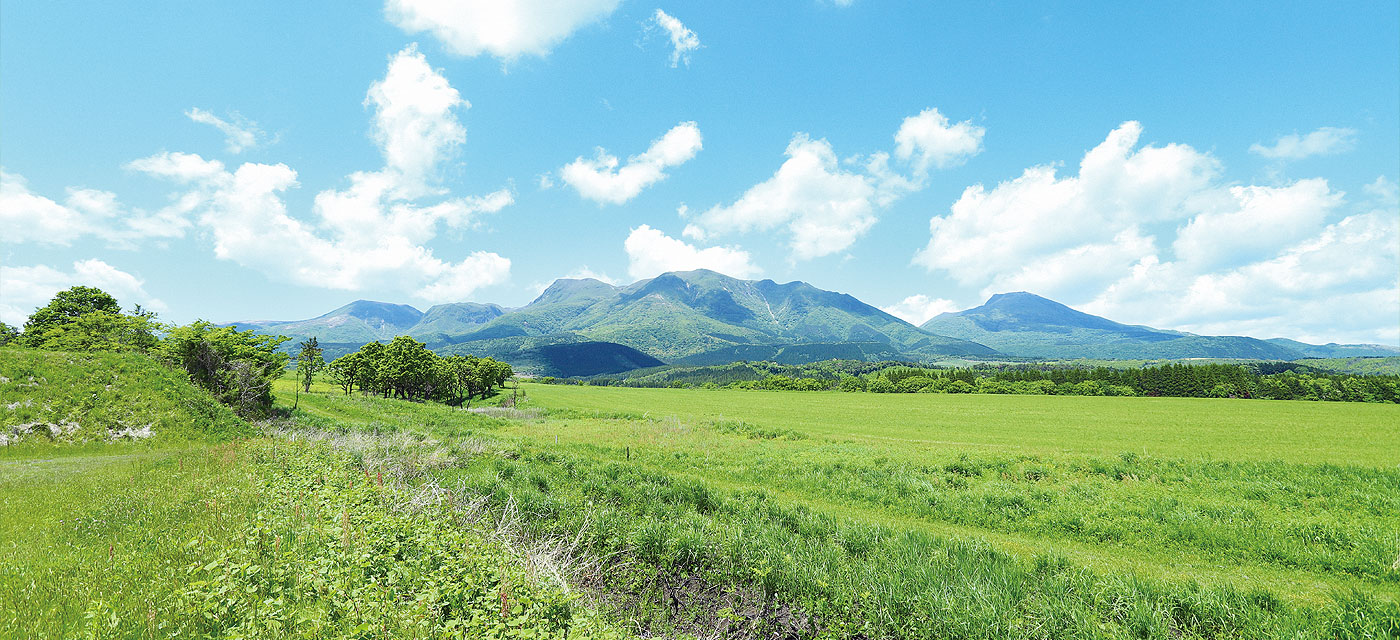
[2,1,1397,344]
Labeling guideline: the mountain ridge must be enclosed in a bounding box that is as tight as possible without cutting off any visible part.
[922,292,1399,360]
[224,276,1397,373]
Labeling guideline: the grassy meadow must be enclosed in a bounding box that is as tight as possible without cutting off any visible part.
[276,378,1400,637]
[3,350,1398,638]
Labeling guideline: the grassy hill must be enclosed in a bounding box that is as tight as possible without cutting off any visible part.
[923,292,1307,360]
[0,348,250,447]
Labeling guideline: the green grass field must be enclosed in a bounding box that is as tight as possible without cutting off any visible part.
[519,384,1400,466]
[276,379,1399,637]
[5,352,1398,638]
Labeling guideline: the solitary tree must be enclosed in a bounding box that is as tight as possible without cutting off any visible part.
[296,336,325,393]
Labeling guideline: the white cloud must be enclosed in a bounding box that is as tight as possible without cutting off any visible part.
[915,121,1219,289]
[131,46,513,303]
[880,294,958,325]
[0,169,189,247]
[561,266,619,285]
[624,224,759,280]
[918,120,1398,343]
[985,227,1158,303]
[651,9,700,67]
[0,259,166,326]
[893,108,984,173]
[1172,179,1340,270]
[560,121,702,205]
[687,108,981,260]
[1250,126,1357,161]
[365,44,468,198]
[1084,211,1398,344]
[385,0,619,60]
[185,108,266,153]
[685,134,877,260]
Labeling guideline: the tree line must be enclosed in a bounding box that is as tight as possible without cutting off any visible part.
[559,359,1400,403]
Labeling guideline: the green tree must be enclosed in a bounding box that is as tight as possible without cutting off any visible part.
[0,322,18,346]
[22,286,120,338]
[19,287,160,352]
[327,352,364,395]
[158,322,289,416]
[295,336,325,393]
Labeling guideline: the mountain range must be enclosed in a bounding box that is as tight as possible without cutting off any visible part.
[227,270,1399,376]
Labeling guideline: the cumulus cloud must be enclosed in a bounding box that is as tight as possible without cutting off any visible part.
[130,46,513,303]
[0,169,189,247]
[914,121,1219,290]
[880,294,958,326]
[561,121,702,205]
[651,9,700,67]
[0,259,166,326]
[1250,126,1358,161]
[186,108,266,153]
[1083,211,1398,344]
[893,108,984,173]
[624,224,759,280]
[686,108,981,260]
[385,0,619,60]
[917,120,1398,343]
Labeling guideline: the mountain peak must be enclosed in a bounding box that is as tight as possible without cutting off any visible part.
[319,300,423,326]
[529,278,618,306]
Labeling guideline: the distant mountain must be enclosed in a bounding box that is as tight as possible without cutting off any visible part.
[1262,338,1400,359]
[446,270,996,360]
[229,270,996,373]
[920,292,1368,360]
[228,300,423,345]
[232,277,1392,376]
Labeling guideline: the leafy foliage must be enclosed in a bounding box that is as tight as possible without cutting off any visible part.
[328,336,512,404]
[157,322,290,416]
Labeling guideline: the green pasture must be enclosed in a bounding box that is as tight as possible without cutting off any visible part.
[520,383,1400,467]
[279,380,1400,637]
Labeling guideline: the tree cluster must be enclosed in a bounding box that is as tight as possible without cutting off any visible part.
[326,336,511,405]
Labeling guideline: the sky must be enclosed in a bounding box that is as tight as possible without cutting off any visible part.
[2,1,1397,344]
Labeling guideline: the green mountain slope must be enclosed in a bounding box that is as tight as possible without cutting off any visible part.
[0,348,250,446]
[407,302,506,342]
[454,270,996,360]
[921,292,1304,360]
[435,333,664,377]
